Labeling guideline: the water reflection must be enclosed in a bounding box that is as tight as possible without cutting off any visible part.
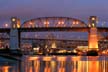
[0,66,10,72]
[0,61,19,72]
[1,56,108,72]
[22,56,108,72]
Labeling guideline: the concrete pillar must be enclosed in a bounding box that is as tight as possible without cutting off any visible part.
[88,16,98,50]
[10,17,20,50]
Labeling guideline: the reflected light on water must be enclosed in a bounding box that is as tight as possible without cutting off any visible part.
[71,56,81,61]
[88,56,99,61]
[43,56,52,61]
[28,56,39,60]
[88,61,99,72]
[1,56,108,72]
[58,61,65,72]
[50,61,56,72]
[24,56,108,72]
[87,56,99,72]
[44,62,51,72]
[2,66,10,72]
[57,56,66,61]
[34,61,40,72]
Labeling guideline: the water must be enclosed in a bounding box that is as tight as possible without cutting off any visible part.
[0,56,108,72]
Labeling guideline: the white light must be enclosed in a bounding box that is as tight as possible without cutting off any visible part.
[33,47,39,51]
[12,18,16,22]
[92,17,95,20]
[5,24,8,28]
[92,23,95,27]
[73,21,75,24]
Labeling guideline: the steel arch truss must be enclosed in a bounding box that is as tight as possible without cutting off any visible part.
[21,17,87,28]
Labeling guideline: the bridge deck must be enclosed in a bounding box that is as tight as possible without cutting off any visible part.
[0,27,108,33]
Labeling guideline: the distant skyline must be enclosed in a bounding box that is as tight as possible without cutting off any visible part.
[0,0,108,26]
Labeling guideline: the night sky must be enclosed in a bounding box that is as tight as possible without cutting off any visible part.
[0,0,108,26]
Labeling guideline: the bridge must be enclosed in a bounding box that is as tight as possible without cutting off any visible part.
[0,16,107,55]
[0,27,108,33]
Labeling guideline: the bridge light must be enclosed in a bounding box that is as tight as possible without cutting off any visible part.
[44,21,49,27]
[91,17,95,21]
[88,24,91,27]
[92,23,95,27]
[47,21,49,24]
[46,21,49,25]
[73,21,75,24]
[58,21,61,25]
[61,21,64,24]
[29,21,33,25]
[17,19,21,28]
[44,21,49,24]
[76,21,79,24]
[4,24,8,28]
[12,18,16,22]
[73,49,77,53]
[17,24,20,28]
[44,21,46,24]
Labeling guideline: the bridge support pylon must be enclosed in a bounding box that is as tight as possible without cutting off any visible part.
[10,17,20,51]
[88,16,98,51]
